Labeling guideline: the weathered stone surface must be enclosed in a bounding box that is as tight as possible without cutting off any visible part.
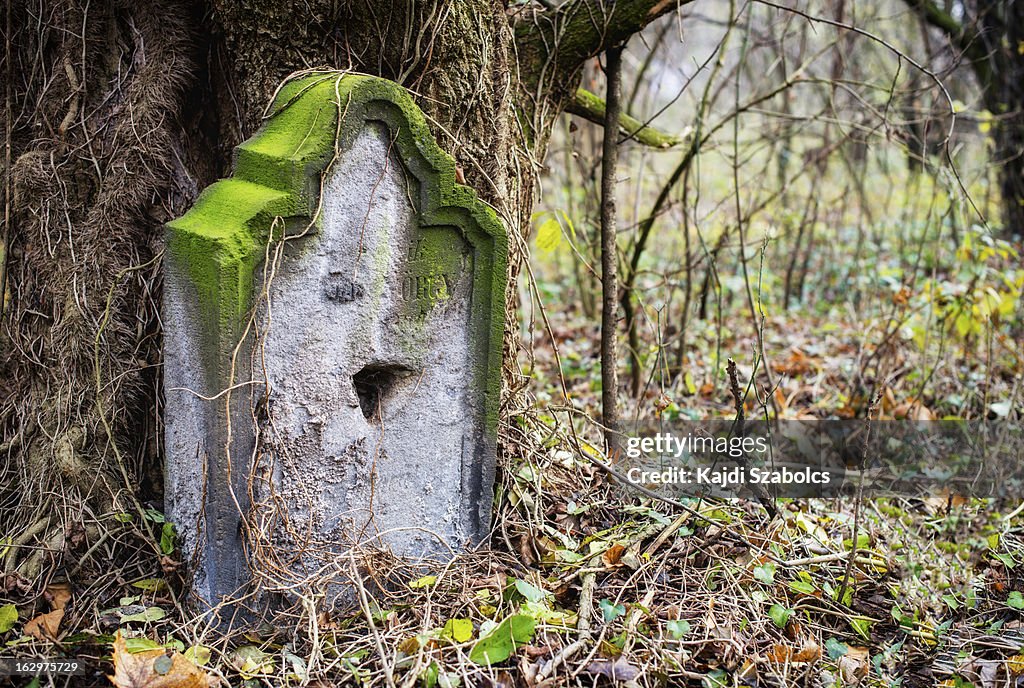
[163,73,507,609]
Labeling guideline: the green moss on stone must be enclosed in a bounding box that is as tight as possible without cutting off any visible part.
[166,71,508,435]
[168,179,289,337]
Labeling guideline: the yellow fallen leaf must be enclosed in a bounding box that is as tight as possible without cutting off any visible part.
[408,575,437,589]
[108,632,210,688]
[228,644,275,678]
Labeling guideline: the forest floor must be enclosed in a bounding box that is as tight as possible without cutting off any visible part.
[6,224,1024,683]
[3,243,1024,687]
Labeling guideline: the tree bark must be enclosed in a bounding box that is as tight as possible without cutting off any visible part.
[903,0,1024,236]
[985,0,1024,237]
[600,45,623,456]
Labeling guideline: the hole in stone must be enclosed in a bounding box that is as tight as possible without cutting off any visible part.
[353,365,405,421]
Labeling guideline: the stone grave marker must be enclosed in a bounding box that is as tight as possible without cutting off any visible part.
[163,73,507,608]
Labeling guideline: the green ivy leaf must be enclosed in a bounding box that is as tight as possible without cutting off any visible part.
[850,617,872,640]
[667,619,691,639]
[143,508,165,523]
[0,605,18,633]
[159,523,176,555]
[753,563,776,585]
[1008,591,1024,609]
[132,578,167,592]
[120,607,166,624]
[468,614,536,665]
[768,604,793,628]
[824,637,848,659]
[788,579,817,595]
[535,217,562,252]
[185,645,212,666]
[703,668,729,688]
[683,371,698,396]
[514,579,548,603]
[599,599,626,622]
[123,637,164,653]
[421,661,439,688]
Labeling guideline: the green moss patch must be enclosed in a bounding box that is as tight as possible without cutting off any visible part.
[166,71,508,433]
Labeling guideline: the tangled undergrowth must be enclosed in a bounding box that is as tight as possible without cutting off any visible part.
[1,397,1022,687]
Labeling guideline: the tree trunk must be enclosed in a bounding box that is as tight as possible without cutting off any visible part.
[904,0,1024,237]
[1,0,681,596]
[599,45,623,456]
[994,124,1024,236]
[977,0,1024,236]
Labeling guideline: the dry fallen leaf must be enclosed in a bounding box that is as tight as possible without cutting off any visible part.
[767,639,821,663]
[24,583,71,641]
[772,347,819,376]
[737,658,758,682]
[838,646,870,683]
[520,644,551,659]
[47,583,71,611]
[921,491,970,513]
[582,657,641,681]
[773,386,790,411]
[956,656,1002,688]
[881,387,897,413]
[317,610,340,630]
[108,633,210,688]
[24,609,63,641]
[892,399,936,420]
[602,543,626,567]
[493,670,515,688]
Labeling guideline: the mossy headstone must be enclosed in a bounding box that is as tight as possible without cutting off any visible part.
[163,73,507,608]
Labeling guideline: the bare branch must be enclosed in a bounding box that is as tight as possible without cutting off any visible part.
[566,87,682,148]
[599,44,624,457]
